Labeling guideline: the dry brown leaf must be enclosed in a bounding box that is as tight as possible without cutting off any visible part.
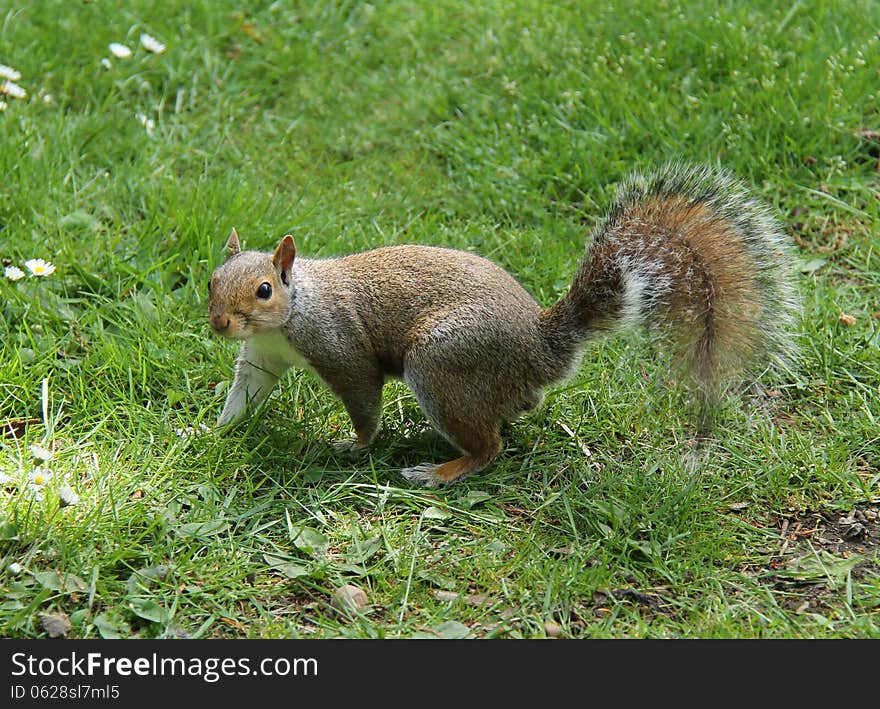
[543,621,563,637]
[39,612,72,638]
[331,584,369,614]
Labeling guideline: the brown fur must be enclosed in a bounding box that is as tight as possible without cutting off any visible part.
[207,165,796,485]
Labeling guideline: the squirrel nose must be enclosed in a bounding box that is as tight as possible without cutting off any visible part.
[211,313,231,332]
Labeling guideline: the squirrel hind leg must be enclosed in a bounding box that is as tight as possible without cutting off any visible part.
[400,416,502,487]
[401,351,509,485]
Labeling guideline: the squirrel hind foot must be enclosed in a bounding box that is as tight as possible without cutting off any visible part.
[401,455,487,487]
[400,463,447,488]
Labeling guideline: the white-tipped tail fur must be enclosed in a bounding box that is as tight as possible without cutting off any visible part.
[541,162,799,428]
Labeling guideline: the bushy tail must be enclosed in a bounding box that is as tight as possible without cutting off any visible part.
[539,163,798,428]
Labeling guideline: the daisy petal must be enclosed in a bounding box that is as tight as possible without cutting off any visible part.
[4,265,24,281]
[28,467,53,487]
[0,64,21,82]
[135,112,156,136]
[140,33,166,54]
[58,484,80,507]
[0,81,27,100]
[24,258,56,277]
[30,443,53,462]
[109,42,132,59]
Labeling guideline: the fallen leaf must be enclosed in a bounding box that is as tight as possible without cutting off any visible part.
[93,613,126,639]
[417,571,456,590]
[39,612,72,638]
[126,565,171,594]
[777,550,863,586]
[798,258,826,274]
[344,536,381,565]
[290,527,329,557]
[2,418,40,438]
[456,491,491,509]
[546,545,574,557]
[838,312,857,327]
[463,593,489,607]
[174,520,228,539]
[0,519,20,541]
[32,570,88,593]
[543,621,563,637]
[263,554,310,579]
[432,620,470,639]
[422,506,451,520]
[330,584,369,614]
[127,598,170,624]
[433,590,461,602]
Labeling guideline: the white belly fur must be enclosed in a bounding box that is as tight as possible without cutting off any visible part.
[249,330,314,373]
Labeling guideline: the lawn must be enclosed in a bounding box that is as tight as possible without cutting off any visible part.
[1,0,878,639]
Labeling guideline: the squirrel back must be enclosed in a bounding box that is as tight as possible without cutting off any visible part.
[208,163,797,485]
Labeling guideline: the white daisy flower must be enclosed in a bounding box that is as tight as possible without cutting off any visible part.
[27,467,53,500]
[0,471,15,485]
[174,423,210,439]
[30,443,53,462]
[0,101,6,112]
[28,468,52,486]
[109,42,132,59]
[4,265,24,281]
[140,33,166,54]
[0,81,26,100]
[58,483,80,507]
[101,58,112,70]
[24,258,56,277]
[0,64,21,81]
[7,562,23,575]
[136,112,155,136]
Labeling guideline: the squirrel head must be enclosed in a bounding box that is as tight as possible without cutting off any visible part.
[207,228,297,339]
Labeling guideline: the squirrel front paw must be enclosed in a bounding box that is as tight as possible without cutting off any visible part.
[214,415,241,436]
[331,437,369,458]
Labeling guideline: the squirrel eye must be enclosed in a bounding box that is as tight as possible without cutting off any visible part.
[207,280,212,293]
[256,282,272,300]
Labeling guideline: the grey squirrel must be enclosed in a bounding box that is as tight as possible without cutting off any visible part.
[207,164,797,486]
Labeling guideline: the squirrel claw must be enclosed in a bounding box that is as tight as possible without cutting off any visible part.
[331,437,369,458]
[400,464,443,488]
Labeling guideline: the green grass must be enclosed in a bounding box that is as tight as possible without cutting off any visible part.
[1,0,878,639]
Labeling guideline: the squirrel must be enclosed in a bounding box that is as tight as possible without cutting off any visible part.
[206,163,797,487]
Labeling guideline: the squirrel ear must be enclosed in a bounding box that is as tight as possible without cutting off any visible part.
[226,228,242,256]
[273,235,296,281]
